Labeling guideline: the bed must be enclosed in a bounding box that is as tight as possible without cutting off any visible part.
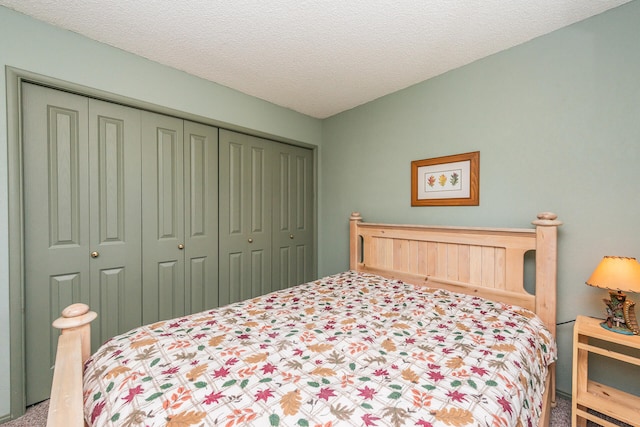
[46,211,561,427]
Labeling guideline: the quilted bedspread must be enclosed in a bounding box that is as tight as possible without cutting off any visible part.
[83,271,556,427]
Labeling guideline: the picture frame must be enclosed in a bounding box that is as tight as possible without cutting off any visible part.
[411,151,479,206]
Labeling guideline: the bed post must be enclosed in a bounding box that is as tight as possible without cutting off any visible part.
[51,303,97,363]
[532,211,562,410]
[350,212,362,271]
[48,303,97,427]
[532,212,561,338]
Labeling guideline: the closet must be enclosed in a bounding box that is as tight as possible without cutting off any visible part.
[20,83,314,406]
[21,83,218,404]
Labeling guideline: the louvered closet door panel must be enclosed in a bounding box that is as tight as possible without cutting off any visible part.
[272,142,314,290]
[219,130,272,305]
[142,112,185,324]
[184,121,219,312]
[23,83,91,405]
[88,99,143,348]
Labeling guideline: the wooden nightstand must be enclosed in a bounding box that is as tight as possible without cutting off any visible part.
[572,315,640,426]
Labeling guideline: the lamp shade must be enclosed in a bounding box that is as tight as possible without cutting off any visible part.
[586,256,640,292]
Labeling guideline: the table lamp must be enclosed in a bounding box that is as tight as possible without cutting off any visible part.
[586,256,640,335]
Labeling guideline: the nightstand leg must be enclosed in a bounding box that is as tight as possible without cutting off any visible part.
[572,333,588,427]
[573,405,587,427]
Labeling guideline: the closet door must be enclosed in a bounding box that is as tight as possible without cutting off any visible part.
[23,84,90,405]
[141,112,185,324]
[272,143,314,290]
[219,130,272,305]
[22,83,142,405]
[183,121,219,313]
[88,99,143,347]
[142,114,219,323]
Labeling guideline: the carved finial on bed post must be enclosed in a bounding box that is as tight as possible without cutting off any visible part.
[350,212,363,271]
[52,303,97,364]
[532,212,562,227]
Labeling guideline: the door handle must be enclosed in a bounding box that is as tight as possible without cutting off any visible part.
[178,244,185,250]
[248,238,254,244]
[289,234,294,239]
[90,251,99,258]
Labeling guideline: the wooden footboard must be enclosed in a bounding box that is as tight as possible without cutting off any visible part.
[47,303,96,427]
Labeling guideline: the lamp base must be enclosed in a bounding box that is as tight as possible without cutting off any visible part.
[602,290,640,335]
[599,321,635,335]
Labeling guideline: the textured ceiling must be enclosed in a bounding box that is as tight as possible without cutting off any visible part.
[1,0,631,118]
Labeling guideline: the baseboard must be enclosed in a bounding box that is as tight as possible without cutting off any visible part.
[556,389,572,401]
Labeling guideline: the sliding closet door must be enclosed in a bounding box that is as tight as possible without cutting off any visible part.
[141,112,185,324]
[272,142,314,290]
[219,130,272,305]
[183,121,219,313]
[22,83,142,405]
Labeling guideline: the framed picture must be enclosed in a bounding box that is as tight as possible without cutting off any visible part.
[411,151,479,206]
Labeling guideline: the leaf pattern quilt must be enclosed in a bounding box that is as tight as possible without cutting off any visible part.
[83,271,556,426]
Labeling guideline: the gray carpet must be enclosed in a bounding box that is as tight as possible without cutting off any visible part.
[1,395,628,426]
[3,400,48,427]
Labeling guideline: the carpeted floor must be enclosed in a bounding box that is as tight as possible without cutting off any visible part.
[3,399,48,427]
[2,395,629,426]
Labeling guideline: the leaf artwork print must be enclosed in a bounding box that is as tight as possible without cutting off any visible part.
[427,175,437,187]
[449,172,459,186]
[83,271,556,427]
[438,174,448,186]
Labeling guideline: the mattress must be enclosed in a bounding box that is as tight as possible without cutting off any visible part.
[83,271,556,426]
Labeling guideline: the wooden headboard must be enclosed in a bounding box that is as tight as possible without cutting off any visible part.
[349,212,562,338]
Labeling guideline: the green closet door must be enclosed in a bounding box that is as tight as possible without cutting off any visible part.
[183,121,219,313]
[22,83,143,405]
[219,130,272,305]
[88,98,143,348]
[141,112,185,324]
[272,143,315,290]
[142,114,219,323]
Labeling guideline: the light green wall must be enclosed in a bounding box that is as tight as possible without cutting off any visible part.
[0,6,322,419]
[320,0,640,397]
